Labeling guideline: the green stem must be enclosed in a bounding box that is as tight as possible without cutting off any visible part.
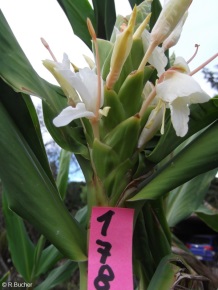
[79,262,88,290]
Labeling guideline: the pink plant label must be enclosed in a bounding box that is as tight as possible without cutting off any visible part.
[88,207,134,290]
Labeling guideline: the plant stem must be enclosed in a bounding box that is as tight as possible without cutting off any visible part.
[79,262,88,290]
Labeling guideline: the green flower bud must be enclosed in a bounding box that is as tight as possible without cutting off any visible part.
[106,6,137,89]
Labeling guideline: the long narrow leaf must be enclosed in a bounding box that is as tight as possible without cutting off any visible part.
[166,170,217,227]
[56,0,95,49]
[129,121,218,201]
[92,0,116,40]
[35,245,63,278]
[147,255,181,290]
[0,12,88,157]
[56,149,72,199]
[128,0,144,9]
[2,192,34,282]
[34,260,77,290]
[0,79,56,187]
[196,205,218,232]
[0,101,87,261]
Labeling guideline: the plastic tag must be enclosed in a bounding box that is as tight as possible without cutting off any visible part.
[88,207,134,290]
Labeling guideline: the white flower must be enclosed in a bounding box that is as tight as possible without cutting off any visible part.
[138,104,164,148]
[156,67,210,137]
[53,67,106,127]
[141,30,168,77]
[44,52,108,127]
[43,53,80,104]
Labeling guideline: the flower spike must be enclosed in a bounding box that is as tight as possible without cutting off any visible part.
[106,5,137,89]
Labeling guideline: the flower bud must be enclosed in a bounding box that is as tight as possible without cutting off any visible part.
[151,0,192,45]
[163,12,188,51]
[106,6,137,89]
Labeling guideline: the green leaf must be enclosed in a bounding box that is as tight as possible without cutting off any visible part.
[150,0,162,31]
[129,121,218,201]
[0,271,10,285]
[34,260,77,290]
[57,0,95,49]
[147,255,181,290]
[0,101,87,261]
[142,202,171,267]
[0,79,56,187]
[196,205,218,232]
[128,0,144,9]
[92,0,116,40]
[0,12,88,156]
[2,192,34,282]
[166,170,217,227]
[133,211,155,281]
[56,149,72,199]
[35,245,63,277]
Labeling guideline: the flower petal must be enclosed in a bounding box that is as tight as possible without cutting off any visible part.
[170,98,190,137]
[43,54,80,104]
[156,71,210,103]
[163,12,188,50]
[138,106,164,148]
[70,68,104,112]
[53,103,95,127]
[142,30,167,77]
[172,56,190,73]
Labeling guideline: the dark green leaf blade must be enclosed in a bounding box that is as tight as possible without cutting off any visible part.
[2,192,34,282]
[0,78,56,186]
[0,12,89,157]
[0,101,87,261]
[34,260,77,290]
[166,170,217,227]
[56,149,72,199]
[128,0,144,9]
[35,245,63,277]
[129,121,218,201]
[56,0,95,49]
[92,0,116,40]
[196,205,218,232]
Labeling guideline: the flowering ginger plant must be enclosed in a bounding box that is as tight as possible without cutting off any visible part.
[0,0,218,289]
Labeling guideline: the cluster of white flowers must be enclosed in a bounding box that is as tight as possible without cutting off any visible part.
[43,0,211,148]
